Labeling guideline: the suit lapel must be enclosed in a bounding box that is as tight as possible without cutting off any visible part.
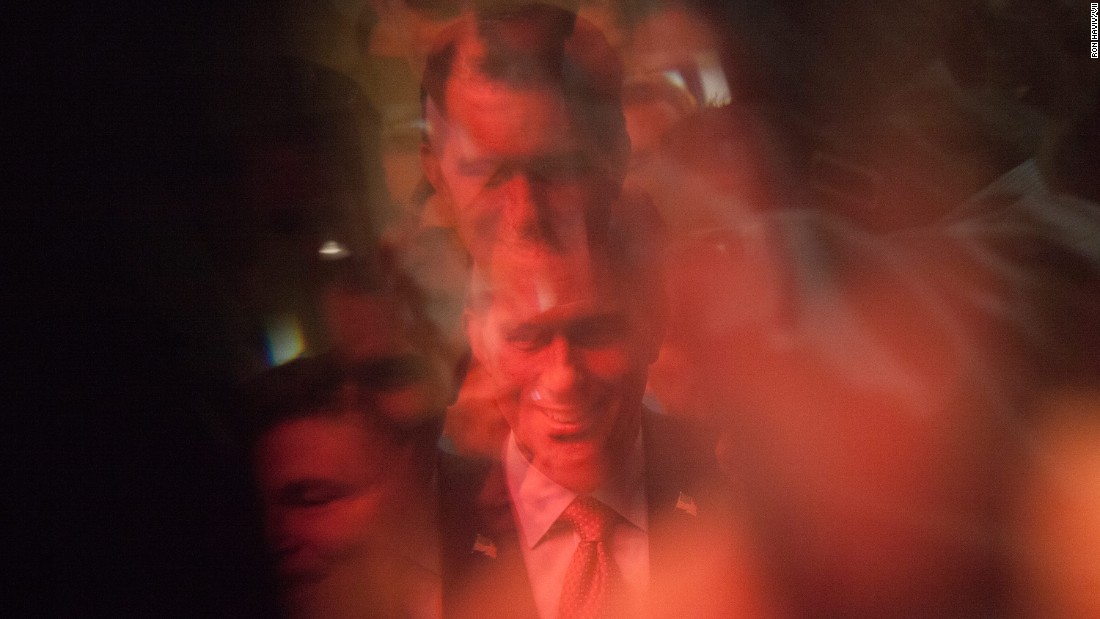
[643,411,750,619]
[439,453,540,619]
[440,413,755,619]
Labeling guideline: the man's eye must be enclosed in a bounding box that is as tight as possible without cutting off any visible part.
[506,326,550,351]
[458,160,498,179]
[280,481,351,508]
[531,155,591,182]
[484,164,514,188]
[568,316,629,348]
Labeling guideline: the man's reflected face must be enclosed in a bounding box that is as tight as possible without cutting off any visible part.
[468,250,655,492]
[425,76,618,258]
[254,412,412,586]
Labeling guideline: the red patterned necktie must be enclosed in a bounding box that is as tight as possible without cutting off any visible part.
[557,496,624,619]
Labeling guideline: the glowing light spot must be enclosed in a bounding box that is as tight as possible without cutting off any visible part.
[265,313,305,366]
[318,239,350,260]
[663,69,687,92]
[696,51,731,107]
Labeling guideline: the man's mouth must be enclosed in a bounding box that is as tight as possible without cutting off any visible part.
[537,403,598,439]
[541,406,583,424]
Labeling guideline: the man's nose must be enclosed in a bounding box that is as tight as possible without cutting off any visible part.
[500,171,550,243]
[537,336,583,399]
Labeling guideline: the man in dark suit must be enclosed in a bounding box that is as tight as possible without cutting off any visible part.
[414,8,777,617]
[437,218,774,619]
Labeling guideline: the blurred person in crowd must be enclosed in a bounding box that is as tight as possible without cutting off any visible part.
[243,353,443,619]
[440,228,777,619]
[574,3,791,432]
[644,225,784,426]
[563,0,791,438]
[240,257,457,618]
[617,0,790,239]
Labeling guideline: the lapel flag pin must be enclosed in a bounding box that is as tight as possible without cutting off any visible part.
[472,534,498,559]
[676,491,698,517]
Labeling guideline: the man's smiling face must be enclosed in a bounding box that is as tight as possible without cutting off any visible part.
[467,247,657,493]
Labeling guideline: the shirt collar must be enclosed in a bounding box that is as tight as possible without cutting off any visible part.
[504,430,648,549]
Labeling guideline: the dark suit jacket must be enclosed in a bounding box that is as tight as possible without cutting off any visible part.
[438,411,774,619]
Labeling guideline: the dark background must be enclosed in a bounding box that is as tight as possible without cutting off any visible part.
[11,1,277,615]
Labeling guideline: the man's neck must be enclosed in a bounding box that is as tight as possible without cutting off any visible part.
[503,430,648,549]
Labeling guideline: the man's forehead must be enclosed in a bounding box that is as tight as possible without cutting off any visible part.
[482,246,620,321]
[493,295,623,335]
[258,414,389,488]
[440,75,579,159]
[439,29,578,158]
[260,414,367,464]
[495,272,597,317]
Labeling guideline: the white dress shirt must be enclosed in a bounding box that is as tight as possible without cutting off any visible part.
[503,432,649,619]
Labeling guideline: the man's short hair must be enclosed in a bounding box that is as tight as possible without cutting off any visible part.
[236,352,444,450]
[233,255,454,448]
[421,2,629,176]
